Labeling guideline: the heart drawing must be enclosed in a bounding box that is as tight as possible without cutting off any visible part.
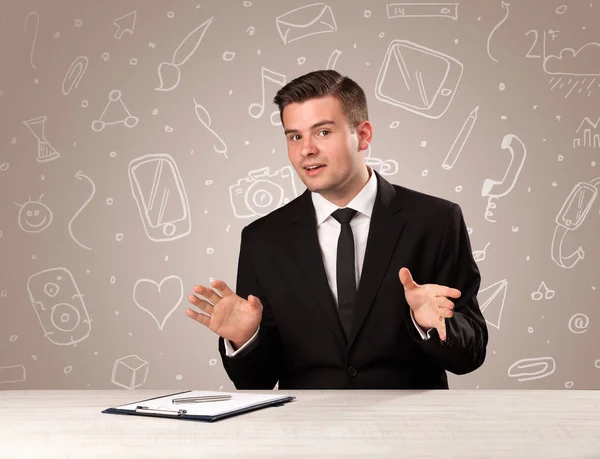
[133,275,183,330]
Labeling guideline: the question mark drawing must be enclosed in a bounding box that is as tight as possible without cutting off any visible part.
[25,11,40,69]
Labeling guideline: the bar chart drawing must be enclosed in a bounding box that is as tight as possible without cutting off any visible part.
[573,117,600,148]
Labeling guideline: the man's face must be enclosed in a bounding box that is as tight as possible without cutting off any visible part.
[282,95,370,202]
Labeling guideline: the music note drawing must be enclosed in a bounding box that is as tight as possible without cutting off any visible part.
[249,67,286,126]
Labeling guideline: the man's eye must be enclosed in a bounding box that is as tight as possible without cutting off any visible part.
[318,129,330,136]
[290,134,300,141]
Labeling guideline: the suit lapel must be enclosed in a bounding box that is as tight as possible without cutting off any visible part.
[288,171,406,351]
[290,192,347,350]
[347,172,406,349]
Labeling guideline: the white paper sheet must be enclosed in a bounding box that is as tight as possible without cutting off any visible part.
[114,390,293,416]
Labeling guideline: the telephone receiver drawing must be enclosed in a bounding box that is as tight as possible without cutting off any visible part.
[482,134,526,223]
[482,133,526,198]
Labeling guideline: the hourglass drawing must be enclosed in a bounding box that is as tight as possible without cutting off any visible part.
[22,116,61,162]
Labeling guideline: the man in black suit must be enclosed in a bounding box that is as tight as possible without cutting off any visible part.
[186,70,488,390]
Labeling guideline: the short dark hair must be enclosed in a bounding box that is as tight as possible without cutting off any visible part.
[273,70,368,130]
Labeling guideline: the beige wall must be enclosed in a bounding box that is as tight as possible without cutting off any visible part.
[1,0,599,391]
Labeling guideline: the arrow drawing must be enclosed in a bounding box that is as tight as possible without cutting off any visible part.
[487,1,510,63]
[114,11,136,39]
[68,171,96,251]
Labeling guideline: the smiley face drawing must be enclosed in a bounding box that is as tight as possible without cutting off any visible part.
[14,194,53,233]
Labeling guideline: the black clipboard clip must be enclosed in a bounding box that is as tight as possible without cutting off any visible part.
[135,406,188,416]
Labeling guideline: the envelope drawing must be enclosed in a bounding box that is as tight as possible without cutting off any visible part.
[375,40,463,119]
[276,3,337,45]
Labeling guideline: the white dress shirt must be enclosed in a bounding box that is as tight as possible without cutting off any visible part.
[225,166,431,357]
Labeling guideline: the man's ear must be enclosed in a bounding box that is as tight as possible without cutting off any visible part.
[356,120,373,151]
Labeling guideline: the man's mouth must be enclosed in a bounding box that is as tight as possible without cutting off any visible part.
[304,164,325,171]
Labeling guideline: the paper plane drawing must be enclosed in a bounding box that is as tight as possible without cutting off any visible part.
[478,278,507,330]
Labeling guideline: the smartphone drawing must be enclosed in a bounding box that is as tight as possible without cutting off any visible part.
[128,154,191,241]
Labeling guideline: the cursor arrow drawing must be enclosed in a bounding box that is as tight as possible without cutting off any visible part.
[114,11,136,40]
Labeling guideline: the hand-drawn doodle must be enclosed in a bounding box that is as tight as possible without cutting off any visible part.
[443,106,478,170]
[249,67,287,126]
[114,11,136,39]
[573,117,600,149]
[375,40,463,119]
[364,141,398,176]
[276,3,337,45]
[386,2,458,19]
[0,365,26,384]
[222,51,235,61]
[472,242,490,262]
[508,357,555,382]
[26,267,92,346]
[133,275,183,330]
[487,1,510,63]
[326,49,342,70]
[230,166,299,218]
[68,171,96,250]
[156,17,214,91]
[62,56,88,95]
[482,134,526,223]
[478,279,507,330]
[556,5,567,14]
[128,154,191,241]
[544,42,600,76]
[531,281,555,300]
[111,354,148,389]
[541,38,600,97]
[23,116,60,162]
[568,313,589,334]
[14,194,53,233]
[193,98,228,158]
[92,90,138,132]
[24,11,39,69]
[525,29,558,60]
[551,176,600,269]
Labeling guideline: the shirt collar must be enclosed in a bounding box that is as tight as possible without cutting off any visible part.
[311,166,377,227]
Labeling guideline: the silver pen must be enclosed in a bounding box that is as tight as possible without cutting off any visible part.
[172,394,232,404]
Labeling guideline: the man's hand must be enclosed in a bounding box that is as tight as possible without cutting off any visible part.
[399,267,461,341]
[185,280,263,348]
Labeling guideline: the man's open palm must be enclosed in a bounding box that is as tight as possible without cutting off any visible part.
[185,280,262,347]
[399,267,461,341]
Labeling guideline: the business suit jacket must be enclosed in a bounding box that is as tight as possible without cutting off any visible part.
[218,170,488,389]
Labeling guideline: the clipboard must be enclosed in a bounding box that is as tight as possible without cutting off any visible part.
[101,390,296,423]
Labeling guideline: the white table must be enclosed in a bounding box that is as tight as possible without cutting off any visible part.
[1,389,599,458]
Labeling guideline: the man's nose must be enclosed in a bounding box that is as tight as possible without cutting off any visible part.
[300,137,318,156]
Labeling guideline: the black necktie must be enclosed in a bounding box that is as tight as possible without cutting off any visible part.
[331,208,358,340]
